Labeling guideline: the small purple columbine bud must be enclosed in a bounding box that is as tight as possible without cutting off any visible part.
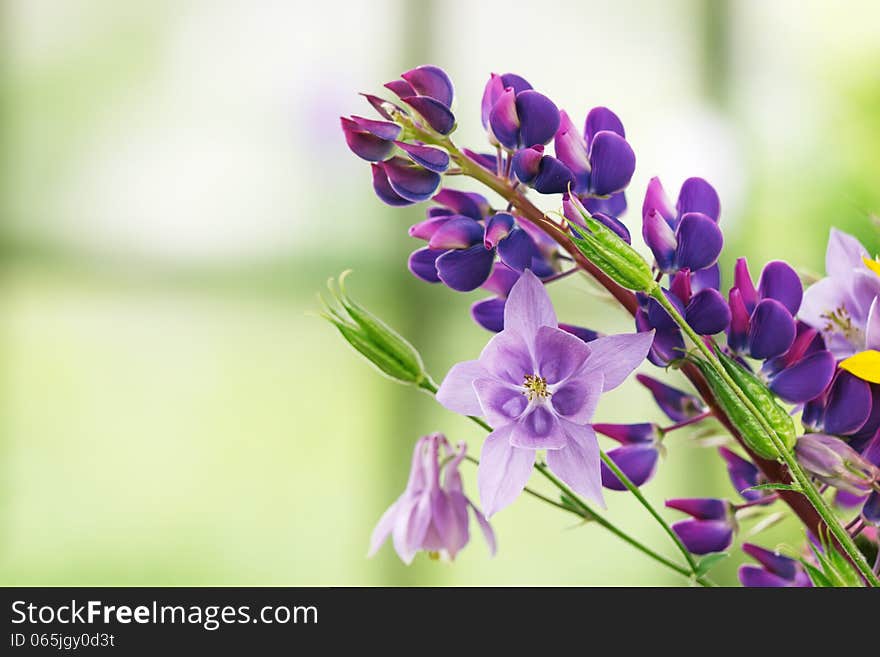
[386,65,456,135]
[554,109,635,198]
[594,423,662,490]
[738,543,812,587]
[488,84,560,150]
[794,433,879,495]
[666,498,736,555]
[369,434,496,564]
[718,446,768,502]
[636,374,707,422]
[726,258,802,361]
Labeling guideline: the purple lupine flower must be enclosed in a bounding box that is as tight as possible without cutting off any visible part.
[641,177,722,275]
[794,433,879,495]
[760,321,836,403]
[369,434,495,564]
[512,145,576,194]
[718,446,769,502]
[553,108,636,198]
[636,374,707,422]
[481,73,560,150]
[385,65,456,134]
[594,423,662,490]
[800,228,880,361]
[802,370,873,438]
[340,115,401,162]
[738,543,812,587]
[436,270,654,515]
[666,498,736,555]
[407,190,553,292]
[727,257,803,361]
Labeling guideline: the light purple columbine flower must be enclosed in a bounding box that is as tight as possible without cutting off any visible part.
[641,177,723,275]
[800,228,880,360]
[636,374,707,422]
[369,433,495,564]
[481,72,560,150]
[594,423,662,490]
[666,498,736,555]
[554,108,636,199]
[738,543,812,587]
[436,270,654,516]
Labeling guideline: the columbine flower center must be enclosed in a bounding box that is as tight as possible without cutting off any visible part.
[820,305,862,342]
[523,374,550,401]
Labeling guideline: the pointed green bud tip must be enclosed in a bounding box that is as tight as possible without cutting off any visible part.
[319,271,428,386]
[564,201,655,292]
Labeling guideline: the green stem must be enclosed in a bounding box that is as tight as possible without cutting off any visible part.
[650,287,880,587]
[599,450,700,575]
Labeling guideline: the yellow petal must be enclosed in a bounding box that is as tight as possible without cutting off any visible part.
[840,349,880,383]
[862,256,880,278]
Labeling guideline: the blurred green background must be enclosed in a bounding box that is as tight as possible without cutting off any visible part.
[2,0,879,586]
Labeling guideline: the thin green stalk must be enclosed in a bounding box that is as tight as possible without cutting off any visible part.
[650,287,880,587]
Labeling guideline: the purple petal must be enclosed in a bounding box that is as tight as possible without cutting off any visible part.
[551,374,603,424]
[727,288,750,354]
[351,115,401,140]
[484,212,516,249]
[428,216,484,250]
[515,90,560,147]
[580,331,654,392]
[674,212,723,272]
[468,500,497,556]
[371,162,412,206]
[481,263,520,297]
[583,192,627,218]
[758,260,803,315]
[471,297,506,332]
[478,425,536,516]
[748,298,796,360]
[553,110,590,191]
[646,290,686,331]
[408,247,444,283]
[591,212,632,244]
[600,444,660,490]
[863,491,880,523]
[741,542,798,579]
[473,377,529,428]
[692,263,721,293]
[685,288,731,335]
[436,359,486,416]
[866,297,880,351]
[497,228,542,273]
[368,499,400,557]
[480,73,506,128]
[768,350,836,403]
[823,371,872,436]
[718,447,763,501]
[432,188,488,221]
[341,117,395,161]
[361,92,398,120]
[671,269,693,304]
[588,131,636,197]
[479,330,533,386]
[463,149,497,172]
[499,73,532,94]
[395,141,450,173]
[547,421,605,506]
[665,497,728,520]
[642,209,678,272]
[384,79,415,99]
[488,87,520,150]
[409,215,452,241]
[738,565,796,587]
[584,106,626,143]
[636,374,706,422]
[559,323,601,343]
[672,519,734,555]
[676,177,720,222]
[510,405,566,450]
[533,156,576,195]
[392,492,432,564]
[642,177,675,225]
[401,65,454,107]
[733,258,758,314]
[826,227,868,278]
[402,95,455,134]
[435,244,495,292]
[534,325,592,384]
[382,157,441,202]
[511,145,544,184]
[593,422,659,445]
[503,269,558,342]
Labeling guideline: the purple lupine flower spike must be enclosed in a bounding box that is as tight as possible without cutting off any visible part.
[636,374,706,422]
[487,80,559,150]
[594,423,662,490]
[718,447,768,502]
[738,543,812,587]
[369,434,495,564]
[436,271,654,515]
[666,498,736,554]
[794,433,879,495]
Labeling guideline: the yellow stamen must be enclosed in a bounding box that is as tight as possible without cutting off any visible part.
[523,374,550,401]
[840,349,880,384]
[862,256,880,278]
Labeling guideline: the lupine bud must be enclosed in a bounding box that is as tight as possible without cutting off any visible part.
[554,109,635,197]
[386,65,456,135]
[321,272,428,386]
[487,83,560,150]
[738,543,811,587]
[795,433,878,495]
[636,374,706,422]
[594,423,662,490]
[718,446,769,502]
[666,498,736,555]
